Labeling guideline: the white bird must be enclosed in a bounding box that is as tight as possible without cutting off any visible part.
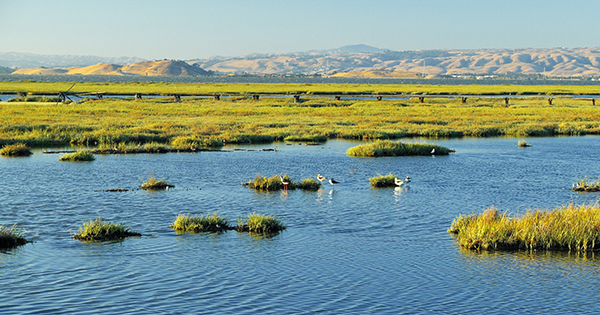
[431,148,435,155]
[395,176,411,186]
[317,174,327,183]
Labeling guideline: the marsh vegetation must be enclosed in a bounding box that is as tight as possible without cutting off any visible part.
[449,204,600,251]
[369,173,398,188]
[58,150,95,162]
[572,177,600,192]
[72,218,141,242]
[0,143,32,156]
[141,175,174,190]
[235,212,286,234]
[347,140,451,157]
[243,174,321,191]
[170,213,230,233]
[0,224,30,249]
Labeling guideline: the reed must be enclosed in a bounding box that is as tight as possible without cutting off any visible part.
[58,150,95,162]
[518,140,531,147]
[0,224,30,249]
[170,213,231,232]
[72,218,141,241]
[369,173,397,188]
[235,212,286,234]
[572,177,600,192]
[449,204,600,251]
[0,143,33,156]
[347,140,451,157]
[141,175,174,190]
[295,178,322,191]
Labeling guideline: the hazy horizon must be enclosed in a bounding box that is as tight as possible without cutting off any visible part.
[2,0,600,60]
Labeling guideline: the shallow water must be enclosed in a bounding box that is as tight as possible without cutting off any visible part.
[2,137,600,314]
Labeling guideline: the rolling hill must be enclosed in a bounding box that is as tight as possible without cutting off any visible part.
[11,60,212,76]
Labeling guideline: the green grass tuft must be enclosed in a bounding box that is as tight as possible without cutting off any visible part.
[369,173,397,188]
[235,212,286,234]
[243,174,321,191]
[170,213,230,232]
[572,176,600,192]
[347,140,452,157]
[0,224,30,249]
[72,218,141,242]
[0,143,33,157]
[449,204,600,251]
[58,150,95,162]
[518,140,532,147]
[141,175,174,190]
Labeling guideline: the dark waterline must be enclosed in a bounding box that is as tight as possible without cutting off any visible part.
[2,137,600,314]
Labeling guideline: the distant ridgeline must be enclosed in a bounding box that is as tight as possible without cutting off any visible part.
[6,45,600,77]
[11,60,212,76]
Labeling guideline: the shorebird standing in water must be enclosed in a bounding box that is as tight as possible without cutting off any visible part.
[395,176,411,186]
[317,174,327,183]
[329,178,340,188]
[431,148,436,155]
[280,176,289,190]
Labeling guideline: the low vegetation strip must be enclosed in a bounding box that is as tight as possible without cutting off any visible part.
[448,204,600,251]
[141,175,174,190]
[347,140,451,157]
[243,174,321,191]
[0,224,30,249]
[58,150,95,162]
[572,177,600,192]
[72,218,141,242]
[369,174,397,188]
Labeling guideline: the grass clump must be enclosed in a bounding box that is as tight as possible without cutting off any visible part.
[369,173,397,188]
[58,150,95,162]
[235,212,286,234]
[170,213,230,233]
[449,204,600,251]
[141,175,174,190]
[0,143,33,157]
[0,224,30,249]
[518,140,532,147]
[347,140,451,157]
[243,174,321,191]
[572,176,600,192]
[72,218,141,242]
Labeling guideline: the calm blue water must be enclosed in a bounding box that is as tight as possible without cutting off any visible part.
[2,137,600,314]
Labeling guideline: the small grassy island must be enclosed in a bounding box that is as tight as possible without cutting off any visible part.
[243,174,321,191]
[141,175,174,190]
[0,143,33,157]
[518,140,532,147]
[369,173,399,188]
[449,204,600,251]
[58,150,95,162]
[347,140,451,157]
[572,177,600,192]
[170,213,231,233]
[235,213,287,234]
[0,224,30,249]
[72,218,141,242]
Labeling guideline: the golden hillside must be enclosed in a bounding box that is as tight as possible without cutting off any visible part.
[12,67,69,75]
[11,60,211,76]
[67,63,124,75]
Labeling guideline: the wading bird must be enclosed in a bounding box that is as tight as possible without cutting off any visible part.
[395,176,411,186]
[280,176,289,190]
[431,148,435,155]
[329,178,340,187]
[317,174,327,183]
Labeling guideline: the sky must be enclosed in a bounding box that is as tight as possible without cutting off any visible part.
[2,0,600,60]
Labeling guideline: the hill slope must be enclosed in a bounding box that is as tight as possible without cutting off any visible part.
[11,60,212,76]
[192,46,600,77]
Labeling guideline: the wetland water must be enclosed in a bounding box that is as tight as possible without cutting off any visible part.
[2,137,600,314]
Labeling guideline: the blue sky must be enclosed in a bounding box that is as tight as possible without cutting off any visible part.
[2,0,599,59]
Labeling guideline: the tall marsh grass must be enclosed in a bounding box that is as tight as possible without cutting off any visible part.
[369,173,397,188]
[449,204,600,251]
[170,213,230,232]
[235,212,286,234]
[73,218,141,242]
[347,140,451,157]
[572,177,600,192]
[0,224,29,249]
[0,143,33,156]
[243,174,321,191]
[141,175,174,190]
